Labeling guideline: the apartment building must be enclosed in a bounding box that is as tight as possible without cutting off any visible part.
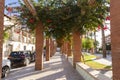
[3,15,35,57]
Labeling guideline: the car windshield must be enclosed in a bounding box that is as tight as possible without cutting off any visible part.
[10,51,24,57]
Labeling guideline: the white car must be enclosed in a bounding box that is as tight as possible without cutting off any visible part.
[2,58,11,78]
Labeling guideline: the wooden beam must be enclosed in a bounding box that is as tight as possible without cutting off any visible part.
[23,0,37,16]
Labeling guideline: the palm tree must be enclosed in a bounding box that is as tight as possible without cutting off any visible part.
[93,31,97,54]
[0,0,5,78]
[101,24,107,58]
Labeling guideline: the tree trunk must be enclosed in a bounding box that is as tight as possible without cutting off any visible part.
[111,1,120,79]
[46,38,50,61]
[0,0,4,78]
[73,31,82,68]
[94,31,97,54]
[101,25,107,58]
[35,21,44,70]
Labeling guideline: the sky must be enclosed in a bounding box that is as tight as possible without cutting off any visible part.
[5,0,20,15]
[5,0,38,15]
[5,0,20,6]
[5,0,38,5]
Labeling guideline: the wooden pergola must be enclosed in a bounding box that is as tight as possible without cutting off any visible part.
[0,0,120,80]
[23,0,55,70]
[21,0,120,79]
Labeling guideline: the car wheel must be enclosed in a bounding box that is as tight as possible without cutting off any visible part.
[2,66,10,78]
[24,59,30,66]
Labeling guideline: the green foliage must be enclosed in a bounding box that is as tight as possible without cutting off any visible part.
[17,0,109,41]
[82,38,94,50]
[82,53,112,69]
[94,40,99,48]
[4,32,9,41]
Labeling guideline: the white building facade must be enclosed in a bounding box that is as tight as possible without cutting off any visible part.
[3,15,35,58]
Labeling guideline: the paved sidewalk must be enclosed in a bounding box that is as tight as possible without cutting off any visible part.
[94,54,112,66]
[94,54,112,79]
[3,52,84,80]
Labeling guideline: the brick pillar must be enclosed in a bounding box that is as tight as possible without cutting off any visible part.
[0,0,4,78]
[63,41,66,54]
[50,38,53,57]
[50,39,54,57]
[67,42,72,57]
[111,1,120,79]
[53,40,56,55]
[51,40,55,56]
[35,21,44,70]
[65,42,67,55]
[73,31,82,68]
[46,38,50,61]
[61,45,63,54]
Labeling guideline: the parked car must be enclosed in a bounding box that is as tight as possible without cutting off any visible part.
[8,51,35,67]
[2,58,11,78]
[32,50,46,57]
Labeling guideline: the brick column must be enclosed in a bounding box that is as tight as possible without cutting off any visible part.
[73,31,82,68]
[50,38,53,57]
[53,40,56,55]
[111,1,120,80]
[63,41,66,54]
[46,38,50,61]
[0,0,4,78]
[67,42,72,57]
[35,21,44,70]
[65,42,67,55]
[61,45,63,54]
[51,40,55,56]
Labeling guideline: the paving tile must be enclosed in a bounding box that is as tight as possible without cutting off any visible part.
[2,52,84,80]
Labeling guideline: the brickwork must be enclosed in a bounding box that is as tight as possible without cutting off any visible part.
[46,38,50,61]
[51,40,54,56]
[111,1,120,80]
[73,31,82,68]
[35,21,44,70]
[67,42,72,57]
[0,0,4,78]
[53,40,56,55]
[50,38,53,57]
[63,42,66,54]
[65,42,68,54]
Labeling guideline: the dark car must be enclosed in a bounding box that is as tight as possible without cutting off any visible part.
[2,59,11,78]
[8,51,35,67]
